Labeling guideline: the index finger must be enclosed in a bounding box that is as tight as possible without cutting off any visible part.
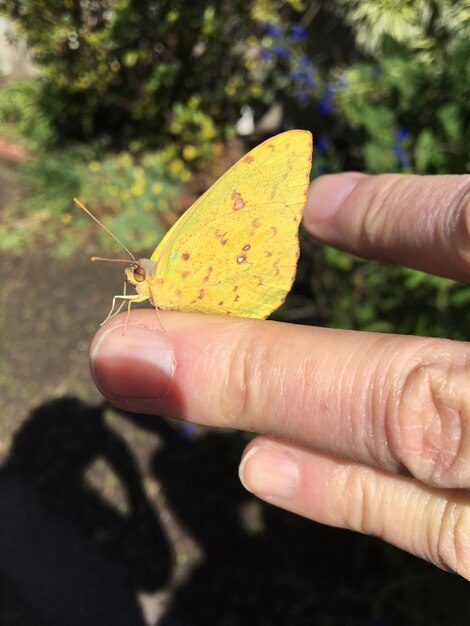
[304,173,470,282]
[90,310,470,490]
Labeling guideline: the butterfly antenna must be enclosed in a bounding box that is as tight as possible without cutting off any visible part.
[90,257,133,263]
[73,197,136,261]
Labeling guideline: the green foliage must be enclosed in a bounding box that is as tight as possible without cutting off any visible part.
[329,1,469,174]
[0,78,56,148]
[80,147,189,253]
[318,245,469,339]
[0,145,186,258]
[0,0,304,152]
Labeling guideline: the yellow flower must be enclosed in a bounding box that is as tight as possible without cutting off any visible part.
[200,124,216,141]
[180,169,192,183]
[61,212,72,224]
[287,0,305,10]
[211,142,224,156]
[131,178,145,196]
[225,83,236,97]
[168,159,184,176]
[151,182,164,194]
[118,153,133,167]
[88,160,101,172]
[182,144,197,161]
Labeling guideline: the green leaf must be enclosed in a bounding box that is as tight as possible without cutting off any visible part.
[437,103,462,143]
[414,129,438,173]
[363,141,396,173]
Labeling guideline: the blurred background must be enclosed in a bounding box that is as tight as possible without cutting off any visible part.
[0,1,469,624]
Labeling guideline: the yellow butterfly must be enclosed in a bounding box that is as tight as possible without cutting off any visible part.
[76,129,312,321]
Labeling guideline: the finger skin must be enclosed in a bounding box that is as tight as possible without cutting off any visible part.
[90,310,470,488]
[239,436,470,580]
[304,174,470,282]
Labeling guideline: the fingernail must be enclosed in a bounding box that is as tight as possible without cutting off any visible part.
[304,172,365,225]
[90,324,175,399]
[239,446,299,500]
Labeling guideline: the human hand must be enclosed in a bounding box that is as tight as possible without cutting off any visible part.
[90,172,470,580]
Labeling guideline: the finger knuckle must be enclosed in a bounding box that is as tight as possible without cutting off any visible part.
[339,465,381,535]
[396,359,470,487]
[217,334,266,428]
[454,179,470,278]
[435,498,470,579]
[360,175,403,250]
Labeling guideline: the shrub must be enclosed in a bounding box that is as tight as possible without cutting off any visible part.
[0,0,306,152]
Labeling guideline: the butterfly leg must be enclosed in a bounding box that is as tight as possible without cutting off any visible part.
[154,305,166,334]
[100,294,147,332]
[102,282,128,325]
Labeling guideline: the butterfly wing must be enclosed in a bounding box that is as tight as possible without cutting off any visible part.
[149,130,313,319]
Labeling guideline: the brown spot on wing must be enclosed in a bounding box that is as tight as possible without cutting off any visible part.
[242,244,250,251]
[182,252,190,261]
[232,190,246,211]
[198,289,205,300]
[214,228,228,245]
[244,155,254,164]
[181,271,191,279]
[249,218,261,237]
[234,295,240,302]
[236,254,247,264]
[203,266,214,283]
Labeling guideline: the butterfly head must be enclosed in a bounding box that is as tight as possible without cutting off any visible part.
[125,258,157,300]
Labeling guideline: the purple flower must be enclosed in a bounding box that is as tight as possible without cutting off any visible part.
[260,47,274,62]
[315,135,328,155]
[392,142,410,168]
[289,68,316,89]
[263,22,283,38]
[290,69,308,81]
[289,25,307,41]
[300,55,311,67]
[319,99,333,115]
[296,91,311,107]
[324,85,335,98]
[182,423,197,438]
[396,127,410,142]
[274,44,290,59]
[318,85,334,115]
[371,65,381,78]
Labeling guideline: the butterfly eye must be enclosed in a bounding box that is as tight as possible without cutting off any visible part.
[133,266,146,282]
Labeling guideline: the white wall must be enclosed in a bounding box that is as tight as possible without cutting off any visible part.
[0,17,36,77]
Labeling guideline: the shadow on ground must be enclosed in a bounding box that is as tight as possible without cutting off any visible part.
[1,397,470,626]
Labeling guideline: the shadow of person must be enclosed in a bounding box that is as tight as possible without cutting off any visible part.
[0,397,171,626]
[143,423,416,626]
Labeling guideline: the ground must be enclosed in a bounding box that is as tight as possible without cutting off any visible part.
[1,150,470,626]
